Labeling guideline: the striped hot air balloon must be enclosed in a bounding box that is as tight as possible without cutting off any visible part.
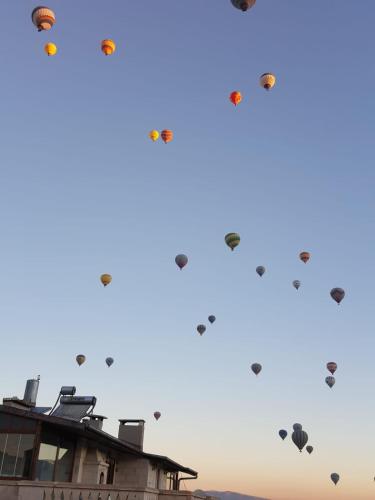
[292,429,308,452]
[102,39,116,56]
[32,6,56,32]
[231,0,256,12]
[225,233,240,251]
[161,130,173,144]
[260,73,276,90]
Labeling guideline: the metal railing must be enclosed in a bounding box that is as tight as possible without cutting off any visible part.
[42,491,129,500]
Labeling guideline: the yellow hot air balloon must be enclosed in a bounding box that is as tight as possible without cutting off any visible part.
[260,73,276,90]
[149,130,159,142]
[44,43,57,56]
[100,274,112,287]
[101,39,116,56]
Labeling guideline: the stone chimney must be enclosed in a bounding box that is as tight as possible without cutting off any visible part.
[86,414,107,431]
[118,419,145,451]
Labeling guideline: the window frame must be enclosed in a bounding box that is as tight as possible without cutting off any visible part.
[0,429,39,481]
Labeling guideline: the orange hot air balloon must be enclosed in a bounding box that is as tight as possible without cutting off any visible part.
[230,91,242,106]
[101,39,116,56]
[161,130,173,144]
[299,251,310,264]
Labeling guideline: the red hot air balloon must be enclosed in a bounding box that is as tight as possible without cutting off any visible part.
[230,91,242,106]
[327,362,337,375]
[161,130,173,144]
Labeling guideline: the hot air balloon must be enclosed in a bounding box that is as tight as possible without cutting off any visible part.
[101,39,116,56]
[330,288,345,305]
[293,423,303,431]
[327,362,337,375]
[231,0,256,11]
[197,325,206,336]
[326,376,335,388]
[251,363,262,376]
[44,43,57,56]
[293,280,301,290]
[32,6,56,32]
[154,411,161,421]
[208,315,216,324]
[175,254,188,270]
[76,354,86,366]
[161,130,173,144]
[256,266,265,277]
[299,251,310,264]
[225,233,240,251]
[260,73,276,90]
[100,274,112,287]
[306,446,313,455]
[105,357,114,367]
[229,91,242,106]
[149,130,159,142]
[292,429,308,452]
[279,430,287,441]
[331,473,340,485]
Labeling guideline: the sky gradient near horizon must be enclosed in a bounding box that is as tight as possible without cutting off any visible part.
[1,1,375,499]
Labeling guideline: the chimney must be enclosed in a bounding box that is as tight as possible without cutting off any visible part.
[86,414,107,431]
[118,419,145,451]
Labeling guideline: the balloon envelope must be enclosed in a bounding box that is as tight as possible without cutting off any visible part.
[208,315,216,324]
[292,429,308,452]
[260,72,276,90]
[293,423,303,431]
[32,6,56,31]
[105,357,114,367]
[293,280,301,290]
[279,429,287,440]
[251,363,262,376]
[225,233,240,251]
[306,446,313,454]
[327,362,337,375]
[331,473,340,485]
[231,0,256,11]
[256,266,265,277]
[101,39,116,56]
[197,324,206,336]
[161,130,173,144]
[230,91,242,106]
[326,376,335,388]
[175,254,188,270]
[154,411,161,421]
[330,287,345,304]
[101,274,112,287]
[299,251,310,263]
[149,130,159,142]
[76,354,86,366]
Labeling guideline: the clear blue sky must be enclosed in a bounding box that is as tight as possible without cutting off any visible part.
[1,1,375,498]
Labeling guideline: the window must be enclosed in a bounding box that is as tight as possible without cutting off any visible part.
[35,430,74,482]
[0,433,35,478]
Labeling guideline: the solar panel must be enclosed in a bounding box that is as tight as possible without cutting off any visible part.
[51,396,96,421]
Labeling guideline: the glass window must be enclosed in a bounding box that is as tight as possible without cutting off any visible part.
[35,431,74,482]
[0,434,35,478]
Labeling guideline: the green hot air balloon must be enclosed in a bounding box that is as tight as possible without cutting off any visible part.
[225,233,240,251]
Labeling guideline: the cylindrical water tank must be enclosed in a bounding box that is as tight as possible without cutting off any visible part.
[23,378,40,406]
